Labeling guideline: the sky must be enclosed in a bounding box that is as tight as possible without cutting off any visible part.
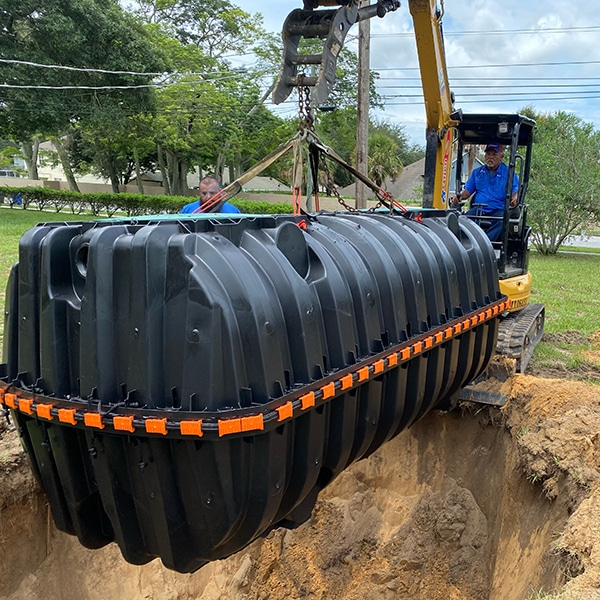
[227,0,600,146]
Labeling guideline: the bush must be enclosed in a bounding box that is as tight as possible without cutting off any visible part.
[0,186,294,217]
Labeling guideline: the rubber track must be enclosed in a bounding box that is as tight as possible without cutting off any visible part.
[496,302,545,372]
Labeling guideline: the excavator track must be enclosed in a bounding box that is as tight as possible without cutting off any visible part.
[496,302,545,372]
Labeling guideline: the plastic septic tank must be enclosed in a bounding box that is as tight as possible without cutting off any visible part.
[0,209,507,573]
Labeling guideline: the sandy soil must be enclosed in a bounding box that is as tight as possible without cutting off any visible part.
[1,366,600,599]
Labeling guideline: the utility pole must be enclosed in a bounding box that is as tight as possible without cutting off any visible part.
[355,0,371,209]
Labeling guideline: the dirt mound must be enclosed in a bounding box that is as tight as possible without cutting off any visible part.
[1,374,600,600]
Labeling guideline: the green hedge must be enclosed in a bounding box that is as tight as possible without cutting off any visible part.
[0,186,294,217]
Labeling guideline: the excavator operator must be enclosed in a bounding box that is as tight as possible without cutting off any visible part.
[452,143,518,242]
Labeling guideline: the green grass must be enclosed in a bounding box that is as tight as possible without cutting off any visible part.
[0,208,98,347]
[528,252,600,379]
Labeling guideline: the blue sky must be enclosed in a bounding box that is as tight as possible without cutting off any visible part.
[231,1,600,146]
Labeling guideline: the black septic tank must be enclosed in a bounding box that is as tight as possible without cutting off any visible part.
[1,210,507,573]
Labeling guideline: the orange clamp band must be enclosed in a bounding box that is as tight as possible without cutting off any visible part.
[180,420,203,437]
[400,348,411,361]
[36,404,54,420]
[241,414,264,432]
[113,415,135,433]
[340,374,354,390]
[434,332,444,344]
[411,341,424,355]
[373,360,385,375]
[58,408,77,426]
[300,391,316,410]
[276,402,294,422]
[84,412,105,429]
[18,398,33,415]
[444,327,453,339]
[321,382,336,400]
[357,366,370,382]
[145,418,168,435]
[453,324,462,335]
[386,353,398,368]
[424,336,433,349]
[4,393,17,409]
[218,418,242,437]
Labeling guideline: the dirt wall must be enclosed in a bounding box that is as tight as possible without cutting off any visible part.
[1,374,598,600]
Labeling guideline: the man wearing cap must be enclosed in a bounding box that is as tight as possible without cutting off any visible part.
[181,176,241,214]
[452,143,518,242]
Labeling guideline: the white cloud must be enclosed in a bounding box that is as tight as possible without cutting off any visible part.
[234,1,600,144]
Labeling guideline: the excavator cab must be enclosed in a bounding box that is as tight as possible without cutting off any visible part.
[453,114,535,285]
[452,113,544,378]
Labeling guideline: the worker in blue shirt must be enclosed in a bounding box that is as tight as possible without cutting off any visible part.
[452,143,518,242]
[181,176,241,214]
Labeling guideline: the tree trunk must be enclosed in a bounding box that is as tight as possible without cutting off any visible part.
[167,151,188,197]
[215,151,225,181]
[20,139,40,179]
[109,169,120,194]
[52,137,80,192]
[156,141,171,195]
[134,148,144,194]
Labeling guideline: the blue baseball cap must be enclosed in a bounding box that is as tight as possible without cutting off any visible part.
[484,143,503,152]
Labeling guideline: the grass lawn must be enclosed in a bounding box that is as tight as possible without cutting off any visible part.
[0,208,598,381]
[529,252,600,380]
[0,208,98,347]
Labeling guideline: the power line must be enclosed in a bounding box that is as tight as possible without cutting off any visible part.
[374,60,600,71]
[0,57,260,80]
[0,58,165,76]
[371,25,600,38]
[379,84,600,90]
[0,83,167,90]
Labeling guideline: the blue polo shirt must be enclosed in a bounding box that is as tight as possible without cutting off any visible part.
[180,200,241,214]
[464,162,518,212]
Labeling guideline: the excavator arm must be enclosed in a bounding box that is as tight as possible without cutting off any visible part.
[408,0,460,209]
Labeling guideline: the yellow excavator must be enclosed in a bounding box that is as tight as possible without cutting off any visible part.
[275,0,545,384]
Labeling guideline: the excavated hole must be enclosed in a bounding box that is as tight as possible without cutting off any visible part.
[0,374,597,600]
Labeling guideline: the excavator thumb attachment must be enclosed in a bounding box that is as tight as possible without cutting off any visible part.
[273,0,400,106]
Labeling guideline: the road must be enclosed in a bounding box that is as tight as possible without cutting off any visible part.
[562,234,600,250]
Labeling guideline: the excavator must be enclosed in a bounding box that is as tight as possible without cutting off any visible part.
[0,0,544,574]
[273,0,545,390]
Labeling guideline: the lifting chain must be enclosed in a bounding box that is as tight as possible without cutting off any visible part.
[320,156,358,212]
[297,78,315,134]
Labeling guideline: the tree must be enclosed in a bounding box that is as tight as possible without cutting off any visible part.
[524,109,600,254]
[366,133,403,187]
[0,0,165,189]
[129,0,276,194]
